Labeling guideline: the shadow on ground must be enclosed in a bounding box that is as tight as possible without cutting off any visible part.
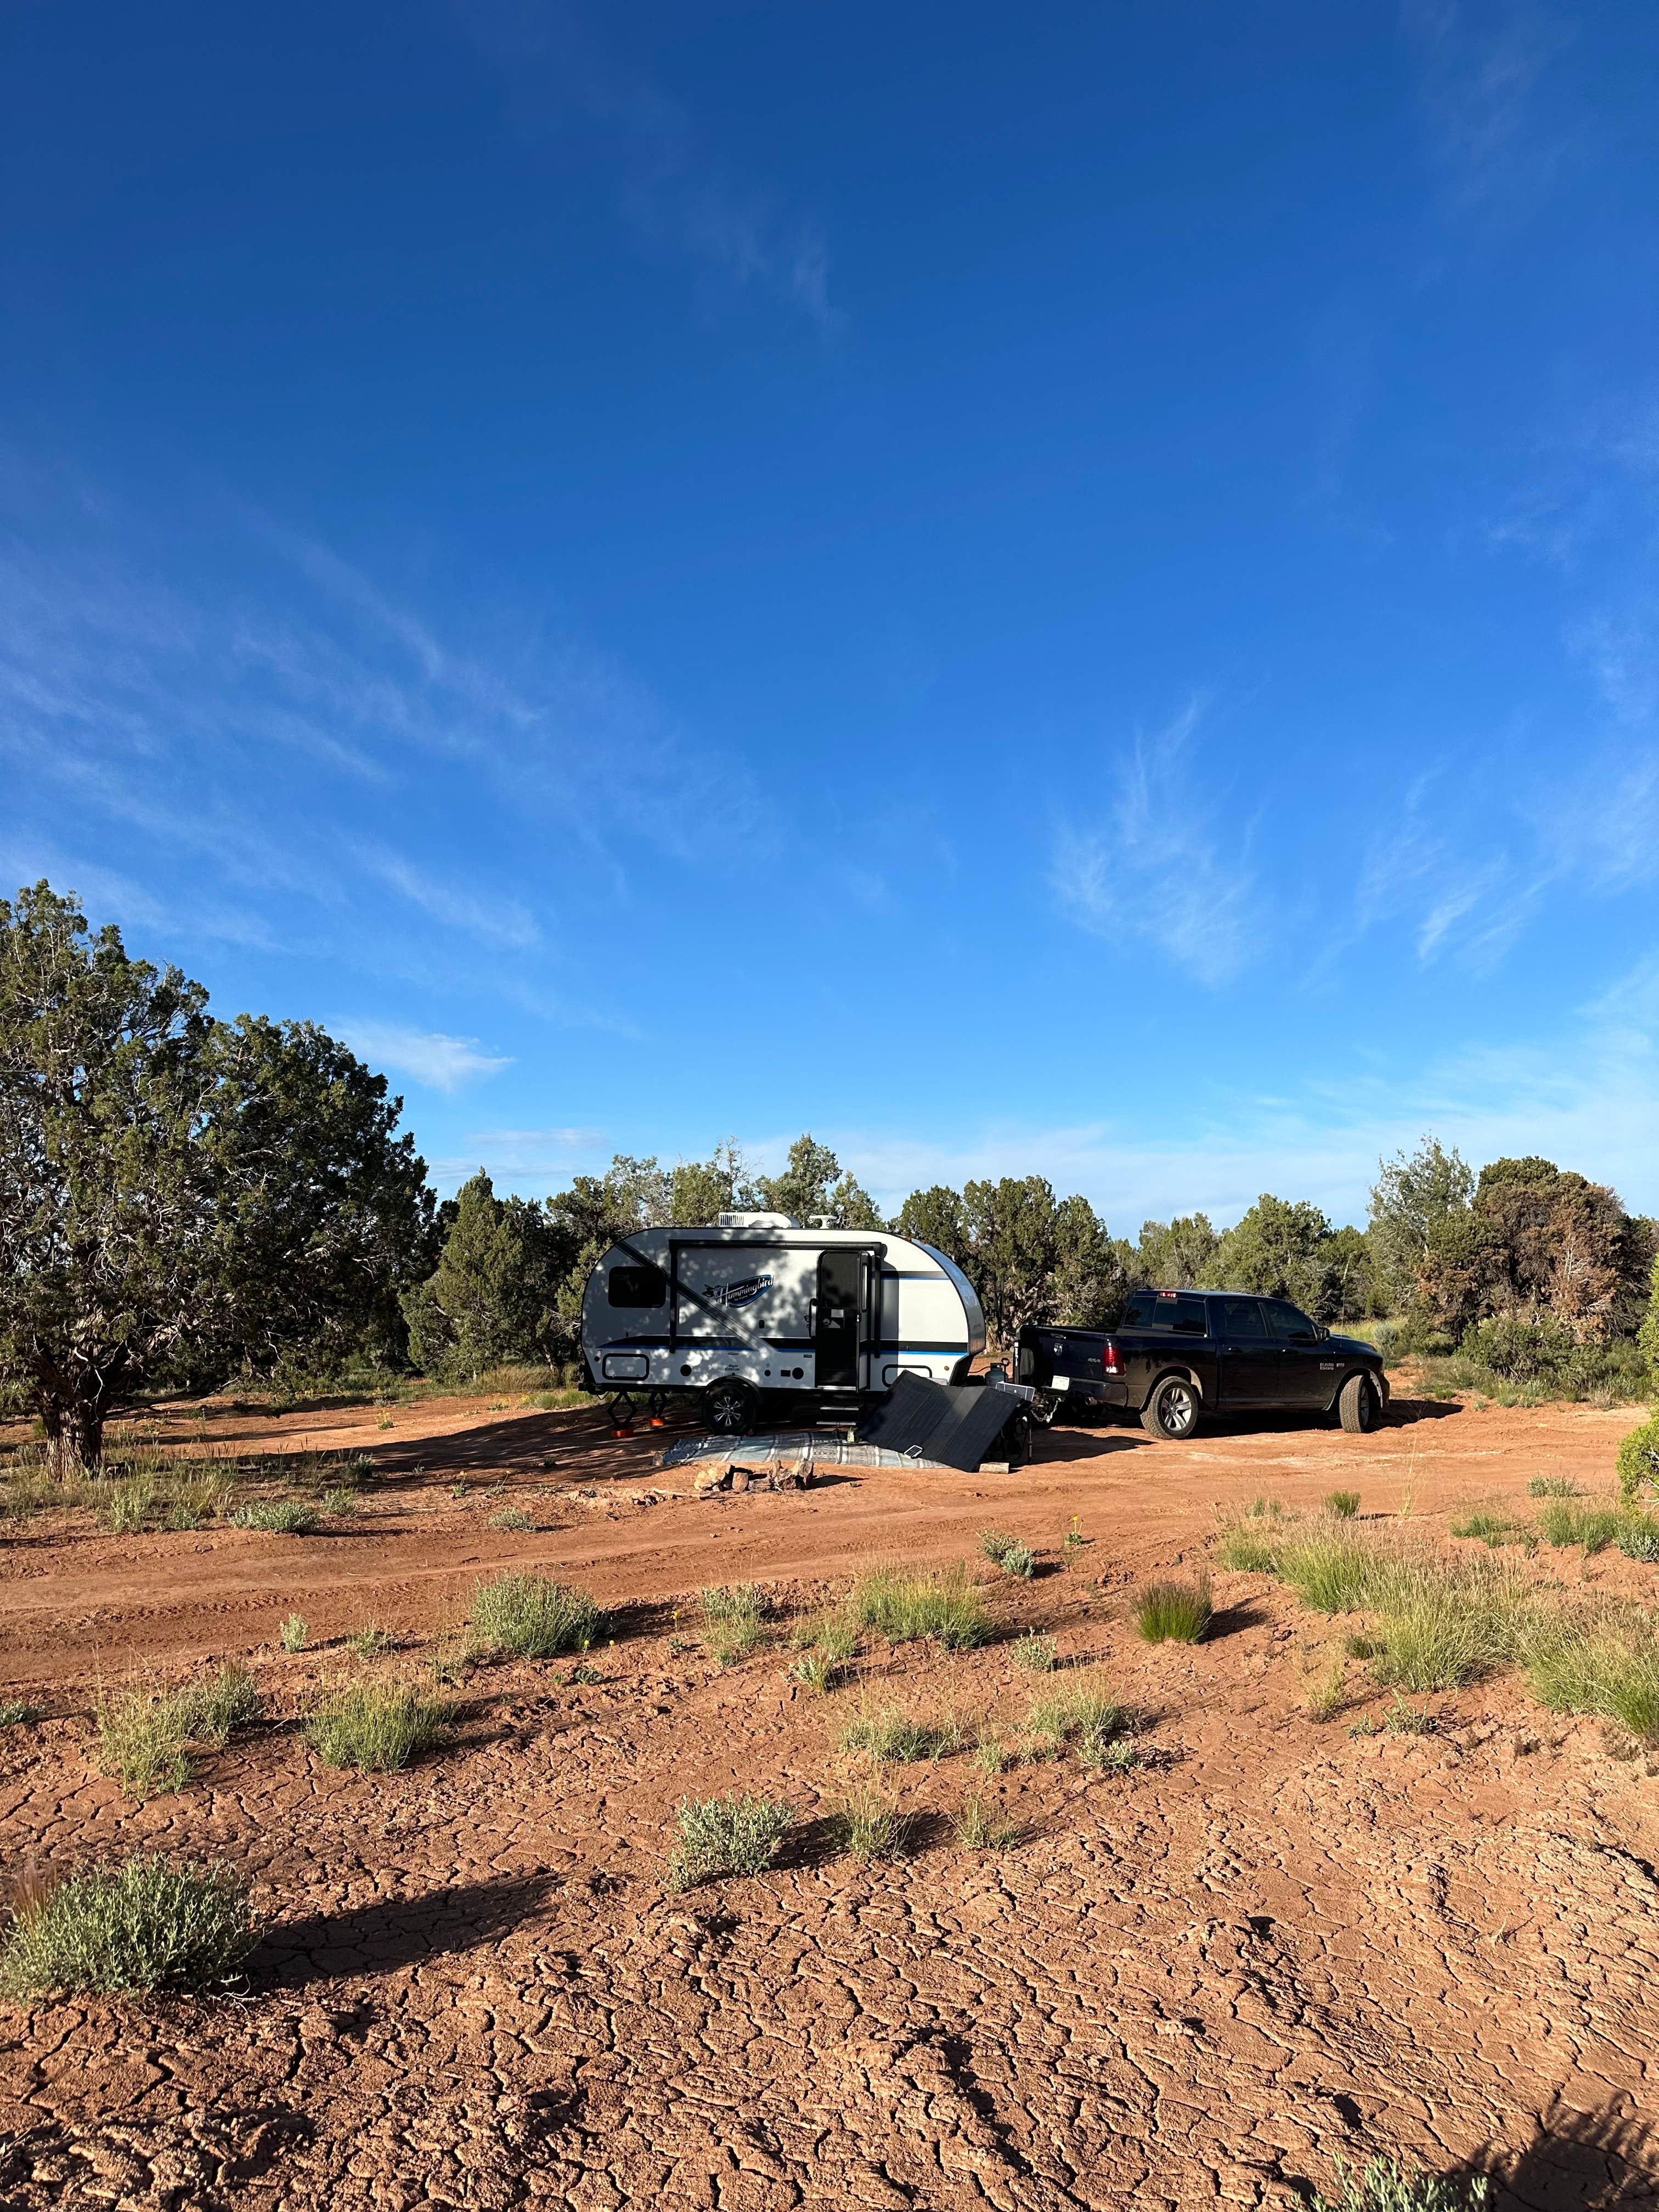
[254,1871,556,1989]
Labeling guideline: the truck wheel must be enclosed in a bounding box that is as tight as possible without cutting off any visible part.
[1142,1375,1200,1441]
[703,1379,760,1436]
[1338,1372,1381,1434]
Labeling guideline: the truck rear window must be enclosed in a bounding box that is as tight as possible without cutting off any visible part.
[1121,1292,1207,1335]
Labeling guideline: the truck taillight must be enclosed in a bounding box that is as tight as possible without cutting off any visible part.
[1101,1341,1122,1374]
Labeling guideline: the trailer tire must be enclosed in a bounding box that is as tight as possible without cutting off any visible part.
[703,1379,760,1437]
[1338,1372,1382,1434]
[1142,1374,1200,1442]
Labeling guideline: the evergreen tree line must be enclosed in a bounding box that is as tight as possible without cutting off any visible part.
[4,883,1657,1468]
[411,1131,1659,1395]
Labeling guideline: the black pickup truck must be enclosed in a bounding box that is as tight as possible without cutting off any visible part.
[1017,1288,1388,1441]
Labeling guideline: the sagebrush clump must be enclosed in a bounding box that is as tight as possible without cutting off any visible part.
[0,1856,256,1996]
[668,1793,791,1888]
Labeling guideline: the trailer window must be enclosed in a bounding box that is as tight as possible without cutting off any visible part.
[608,1264,667,1308]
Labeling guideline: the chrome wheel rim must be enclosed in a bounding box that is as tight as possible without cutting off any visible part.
[1163,1384,1195,1435]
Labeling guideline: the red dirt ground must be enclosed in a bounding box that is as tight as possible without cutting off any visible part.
[2,1384,1657,2211]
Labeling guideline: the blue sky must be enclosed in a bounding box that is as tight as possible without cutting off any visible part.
[3,1,1657,1231]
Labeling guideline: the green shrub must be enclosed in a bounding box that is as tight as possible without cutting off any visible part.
[1133,1575,1212,1644]
[848,1564,991,1650]
[0,1856,256,1997]
[233,1500,317,1536]
[701,1583,768,1625]
[1617,1514,1659,1563]
[1324,1490,1361,1519]
[306,1682,450,1770]
[789,1611,857,1662]
[978,1529,1036,1577]
[1617,1414,1659,1505]
[279,1613,308,1652]
[348,1622,393,1658]
[1012,1632,1058,1673]
[788,1650,840,1694]
[1311,2154,1488,2212]
[323,1485,361,1517]
[471,1574,600,1658]
[668,1793,791,1888]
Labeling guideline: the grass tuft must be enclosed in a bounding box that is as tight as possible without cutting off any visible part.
[94,1689,189,1801]
[471,1573,600,1658]
[0,1855,255,1996]
[1536,1500,1623,1554]
[1528,1476,1580,1499]
[1025,1672,1122,1757]
[233,1500,317,1536]
[788,1650,840,1694]
[1133,1575,1213,1644]
[836,1780,907,1861]
[838,1700,966,1763]
[306,1681,450,1771]
[1216,1520,1284,1573]
[1449,1510,1520,1547]
[1324,1490,1361,1519]
[954,1793,1022,1851]
[668,1792,791,1888]
[279,1613,308,1653]
[176,1663,261,1747]
[848,1564,991,1650]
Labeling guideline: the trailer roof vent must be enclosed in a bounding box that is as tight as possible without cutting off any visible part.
[716,1210,799,1229]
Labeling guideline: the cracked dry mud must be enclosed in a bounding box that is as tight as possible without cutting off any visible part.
[2,1389,1658,2210]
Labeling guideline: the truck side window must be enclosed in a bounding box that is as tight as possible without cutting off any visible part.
[1215,1297,1269,1338]
[608,1264,667,1308]
[1263,1299,1318,1346]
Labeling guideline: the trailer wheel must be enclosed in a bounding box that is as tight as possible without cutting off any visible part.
[1338,1372,1382,1434]
[1141,1374,1200,1442]
[703,1379,760,1437]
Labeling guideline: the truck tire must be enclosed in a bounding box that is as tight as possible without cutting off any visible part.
[703,1379,760,1436]
[1142,1374,1200,1442]
[1338,1372,1381,1434]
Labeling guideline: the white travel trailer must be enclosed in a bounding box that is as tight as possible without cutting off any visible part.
[579,1213,986,1435]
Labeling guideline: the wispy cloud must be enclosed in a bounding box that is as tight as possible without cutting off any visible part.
[335,1023,513,1093]
[458,3,837,331]
[1050,699,1260,986]
[1400,0,1576,213]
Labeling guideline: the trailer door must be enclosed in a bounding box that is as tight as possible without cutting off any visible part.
[815,1249,862,1389]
